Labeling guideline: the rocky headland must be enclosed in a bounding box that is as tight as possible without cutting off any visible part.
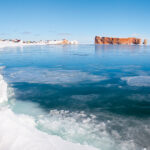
[95,36,147,45]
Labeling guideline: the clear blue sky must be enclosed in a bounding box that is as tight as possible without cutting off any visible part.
[0,0,150,43]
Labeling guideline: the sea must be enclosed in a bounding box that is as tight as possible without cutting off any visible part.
[0,44,150,150]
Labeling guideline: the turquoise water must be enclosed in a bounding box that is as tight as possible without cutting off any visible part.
[0,45,150,150]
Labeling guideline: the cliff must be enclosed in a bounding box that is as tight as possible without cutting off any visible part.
[143,39,147,45]
[95,36,141,45]
[61,39,70,44]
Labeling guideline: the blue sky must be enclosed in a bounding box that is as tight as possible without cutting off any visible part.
[0,0,150,43]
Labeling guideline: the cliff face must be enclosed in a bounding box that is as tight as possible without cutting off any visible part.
[143,39,147,45]
[95,36,141,45]
[61,39,70,44]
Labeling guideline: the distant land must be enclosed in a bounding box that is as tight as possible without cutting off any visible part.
[95,36,147,45]
[0,39,78,48]
[0,36,149,48]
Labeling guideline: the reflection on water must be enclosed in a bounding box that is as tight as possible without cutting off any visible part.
[95,44,145,51]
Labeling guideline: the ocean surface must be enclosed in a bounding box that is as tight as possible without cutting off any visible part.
[0,45,150,150]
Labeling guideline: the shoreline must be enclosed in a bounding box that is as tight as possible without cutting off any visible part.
[0,41,149,49]
[0,39,79,48]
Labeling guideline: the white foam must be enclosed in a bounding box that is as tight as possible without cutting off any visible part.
[121,76,150,87]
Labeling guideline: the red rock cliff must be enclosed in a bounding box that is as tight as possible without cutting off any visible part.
[95,36,141,45]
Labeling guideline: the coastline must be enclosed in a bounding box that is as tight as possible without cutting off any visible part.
[0,38,149,49]
[0,41,48,48]
[0,39,79,49]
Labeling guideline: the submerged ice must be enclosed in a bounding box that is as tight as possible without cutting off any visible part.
[122,76,150,87]
[0,73,98,150]
[4,67,107,85]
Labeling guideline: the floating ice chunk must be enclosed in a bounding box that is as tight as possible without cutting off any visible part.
[5,67,107,85]
[121,76,150,87]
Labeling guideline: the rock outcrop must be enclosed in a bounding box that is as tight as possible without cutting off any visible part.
[61,39,70,44]
[143,39,147,45]
[95,36,141,45]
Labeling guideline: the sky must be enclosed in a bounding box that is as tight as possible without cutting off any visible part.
[0,0,150,43]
